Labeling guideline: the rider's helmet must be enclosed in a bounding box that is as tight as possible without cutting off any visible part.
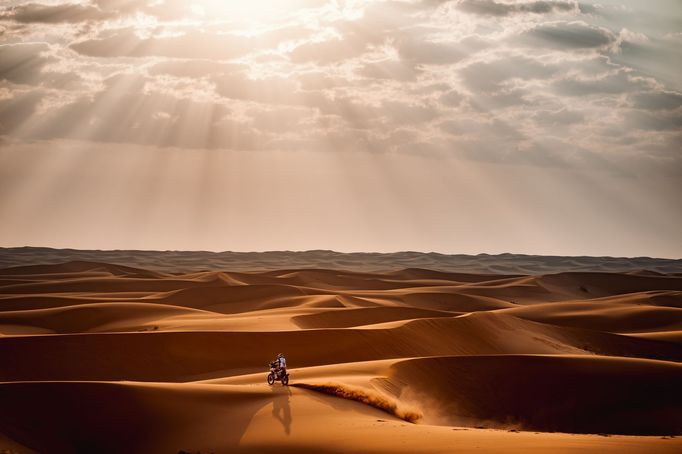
[277,353,284,358]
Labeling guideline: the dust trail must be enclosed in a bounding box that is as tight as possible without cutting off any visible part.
[292,382,422,423]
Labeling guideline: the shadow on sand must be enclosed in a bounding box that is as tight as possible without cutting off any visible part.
[271,385,292,435]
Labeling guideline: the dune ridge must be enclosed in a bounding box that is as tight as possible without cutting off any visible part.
[1,257,681,452]
[2,246,681,274]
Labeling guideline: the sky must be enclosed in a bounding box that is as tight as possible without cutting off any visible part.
[0,0,680,258]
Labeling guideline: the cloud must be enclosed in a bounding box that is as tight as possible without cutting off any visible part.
[380,100,440,126]
[630,91,682,111]
[0,42,54,85]
[3,2,114,23]
[396,38,469,65]
[148,60,243,79]
[553,69,653,96]
[0,0,679,176]
[457,0,578,17]
[517,21,616,50]
[533,108,584,126]
[212,73,302,106]
[0,89,43,133]
[358,60,421,81]
[439,90,464,107]
[459,56,558,92]
[625,110,682,132]
[70,29,253,60]
[289,37,366,64]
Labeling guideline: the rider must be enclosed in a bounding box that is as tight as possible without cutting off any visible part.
[276,352,287,378]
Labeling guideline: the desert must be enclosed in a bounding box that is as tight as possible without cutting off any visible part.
[0,249,680,453]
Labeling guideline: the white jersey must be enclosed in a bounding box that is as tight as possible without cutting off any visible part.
[279,357,286,368]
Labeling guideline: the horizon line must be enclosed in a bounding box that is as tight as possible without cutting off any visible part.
[1,245,680,262]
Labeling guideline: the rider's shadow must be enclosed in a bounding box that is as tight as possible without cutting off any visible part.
[271,386,292,435]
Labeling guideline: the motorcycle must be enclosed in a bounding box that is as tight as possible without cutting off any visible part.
[267,360,289,386]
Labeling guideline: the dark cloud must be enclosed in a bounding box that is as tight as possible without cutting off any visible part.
[457,0,577,17]
[1,0,332,26]
[614,38,682,93]
[437,118,483,136]
[0,42,54,85]
[577,3,599,15]
[380,100,440,125]
[396,38,468,65]
[518,21,616,49]
[472,88,531,108]
[625,110,682,132]
[533,108,584,126]
[4,2,114,23]
[439,90,464,107]
[459,56,557,92]
[0,89,43,133]
[631,91,682,111]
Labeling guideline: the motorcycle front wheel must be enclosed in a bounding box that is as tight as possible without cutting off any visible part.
[267,373,275,385]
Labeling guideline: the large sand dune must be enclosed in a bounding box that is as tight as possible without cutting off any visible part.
[1,255,681,452]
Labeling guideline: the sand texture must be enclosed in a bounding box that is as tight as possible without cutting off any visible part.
[1,256,681,453]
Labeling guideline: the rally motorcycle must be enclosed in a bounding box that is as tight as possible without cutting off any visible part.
[267,360,289,386]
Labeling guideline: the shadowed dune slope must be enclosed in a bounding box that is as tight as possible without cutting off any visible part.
[0,381,276,454]
[386,355,682,435]
[498,300,682,333]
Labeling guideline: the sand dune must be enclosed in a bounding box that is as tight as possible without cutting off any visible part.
[499,300,682,333]
[386,355,682,434]
[0,302,211,334]
[292,306,457,328]
[4,311,679,383]
[4,380,678,454]
[1,256,681,452]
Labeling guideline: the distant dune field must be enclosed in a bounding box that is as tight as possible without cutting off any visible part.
[0,252,681,453]
[2,246,682,274]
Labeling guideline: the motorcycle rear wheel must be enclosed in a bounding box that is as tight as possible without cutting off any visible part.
[282,374,289,386]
